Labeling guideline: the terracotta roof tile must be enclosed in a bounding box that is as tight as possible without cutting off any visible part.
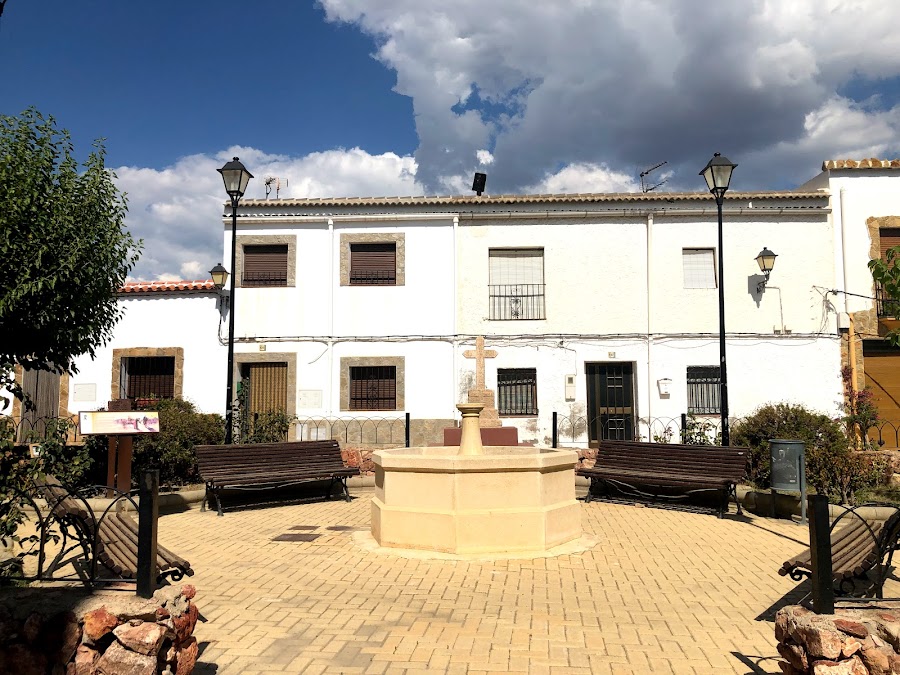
[823,158,900,170]
[120,279,217,294]
[234,190,822,210]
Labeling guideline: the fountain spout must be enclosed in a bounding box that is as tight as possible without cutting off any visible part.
[456,403,485,455]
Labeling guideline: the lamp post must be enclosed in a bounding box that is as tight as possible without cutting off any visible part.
[700,153,737,446]
[217,157,253,444]
[755,247,777,292]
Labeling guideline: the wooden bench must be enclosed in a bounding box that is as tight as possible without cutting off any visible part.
[779,507,900,598]
[576,440,747,517]
[195,440,360,516]
[33,474,193,583]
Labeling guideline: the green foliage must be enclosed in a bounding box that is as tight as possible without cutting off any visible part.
[131,398,225,486]
[241,409,296,444]
[841,366,880,450]
[0,108,141,407]
[870,246,900,346]
[731,402,883,504]
[682,414,719,446]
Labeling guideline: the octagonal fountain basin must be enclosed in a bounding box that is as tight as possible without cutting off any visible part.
[371,446,581,555]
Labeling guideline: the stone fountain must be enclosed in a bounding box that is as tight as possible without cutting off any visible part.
[370,403,582,555]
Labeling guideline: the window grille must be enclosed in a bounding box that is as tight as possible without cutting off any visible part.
[682,249,716,289]
[243,245,288,287]
[350,243,396,285]
[687,366,721,414]
[497,368,538,415]
[489,249,545,320]
[121,357,175,401]
[349,366,397,410]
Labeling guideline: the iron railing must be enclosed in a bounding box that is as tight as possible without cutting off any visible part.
[876,283,900,318]
[551,412,726,447]
[242,272,288,287]
[350,269,396,285]
[489,284,545,320]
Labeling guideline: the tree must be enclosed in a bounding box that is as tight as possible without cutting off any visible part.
[0,109,141,407]
[869,247,900,346]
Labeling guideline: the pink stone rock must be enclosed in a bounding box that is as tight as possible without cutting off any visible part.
[173,603,199,644]
[180,585,196,600]
[83,607,119,643]
[859,644,891,675]
[835,620,870,639]
[877,621,900,651]
[175,637,198,675]
[74,644,101,675]
[842,637,862,658]
[777,641,809,671]
[155,607,170,621]
[96,640,156,675]
[799,625,844,660]
[23,611,43,643]
[811,655,869,675]
[112,620,166,656]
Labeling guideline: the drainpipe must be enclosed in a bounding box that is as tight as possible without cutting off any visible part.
[452,215,459,417]
[646,212,654,432]
[328,218,335,417]
[838,188,859,397]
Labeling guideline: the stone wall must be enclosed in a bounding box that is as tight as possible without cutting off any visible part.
[0,584,199,674]
[775,602,900,674]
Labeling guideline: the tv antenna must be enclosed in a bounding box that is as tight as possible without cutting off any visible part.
[264,176,289,199]
[639,161,668,193]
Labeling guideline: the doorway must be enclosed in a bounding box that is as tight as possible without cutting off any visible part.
[585,362,635,444]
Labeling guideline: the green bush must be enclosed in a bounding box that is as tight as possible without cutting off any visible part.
[731,402,883,504]
[241,408,296,444]
[131,398,224,486]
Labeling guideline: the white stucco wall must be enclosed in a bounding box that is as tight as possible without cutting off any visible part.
[68,293,225,414]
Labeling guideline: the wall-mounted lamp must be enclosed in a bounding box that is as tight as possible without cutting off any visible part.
[210,263,228,290]
[755,247,777,293]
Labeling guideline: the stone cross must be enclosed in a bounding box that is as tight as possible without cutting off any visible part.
[463,336,497,390]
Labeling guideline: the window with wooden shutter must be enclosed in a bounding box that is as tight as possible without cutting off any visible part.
[682,249,717,289]
[350,243,396,285]
[121,357,175,402]
[349,366,397,410]
[243,245,288,287]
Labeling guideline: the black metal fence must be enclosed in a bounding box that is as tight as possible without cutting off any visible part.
[293,413,410,447]
[551,412,725,447]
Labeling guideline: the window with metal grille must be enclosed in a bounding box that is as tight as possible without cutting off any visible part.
[682,249,716,289]
[349,366,397,410]
[121,357,175,401]
[878,228,900,317]
[243,244,288,287]
[687,366,721,414]
[489,249,545,320]
[497,368,538,415]
[350,243,396,285]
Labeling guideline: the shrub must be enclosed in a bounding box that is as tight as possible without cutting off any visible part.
[731,402,883,504]
[131,398,224,486]
[241,408,296,444]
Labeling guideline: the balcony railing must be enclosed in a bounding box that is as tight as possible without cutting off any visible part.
[350,270,396,286]
[489,284,546,320]
[876,283,900,318]
[243,272,287,287]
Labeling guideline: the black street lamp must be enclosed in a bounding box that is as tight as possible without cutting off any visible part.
[700,152,737,446]
[218,157,253,444]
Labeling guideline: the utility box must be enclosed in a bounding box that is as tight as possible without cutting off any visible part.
[770,438,806,524]
[564,375,576,401]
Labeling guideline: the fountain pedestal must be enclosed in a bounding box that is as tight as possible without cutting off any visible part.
[371,405,581,555]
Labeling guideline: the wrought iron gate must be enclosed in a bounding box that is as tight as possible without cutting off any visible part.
[586,362,635,444]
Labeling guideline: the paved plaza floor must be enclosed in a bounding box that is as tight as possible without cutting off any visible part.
[157,487,890,675]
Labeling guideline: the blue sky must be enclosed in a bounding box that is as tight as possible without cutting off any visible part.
[4,1,900,280]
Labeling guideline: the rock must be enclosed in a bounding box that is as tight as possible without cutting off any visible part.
[180,585,196,600]
[155,607,170,621]
[175,636,198,675]
[84,606,120,644]
[779,661,801,675]
[776,611,790,642]
[859,644,891,675]
[0,643,49,675]
[96,640,156,675]
[43,610,82,666]
[777,641,809,671]
[811,655,868,674]
[877,621,900,651]
[164,595,189,619]
[173,603,199,644]
[836,620,871,639]
[23,611,43,643]
[842,637,863,657]
[73,644,101,675]
[113,620,166,656]
[799,625,844,660]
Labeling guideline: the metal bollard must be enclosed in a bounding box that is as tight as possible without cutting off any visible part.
[137,470,159,599]
[552,412,558,448]
[808,494,835,614]
[405,412,411,448]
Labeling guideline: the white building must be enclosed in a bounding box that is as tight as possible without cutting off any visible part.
[12,158,900,449]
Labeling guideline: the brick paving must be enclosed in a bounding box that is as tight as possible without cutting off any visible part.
[154,488,883,674]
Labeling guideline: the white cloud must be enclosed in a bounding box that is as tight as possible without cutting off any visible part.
[320,0,900,191]
[476,149,494,165]
[115,147,424,280]
[525,163,639,194]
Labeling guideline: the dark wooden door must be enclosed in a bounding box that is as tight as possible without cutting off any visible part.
[586,362,635,444]
[18,368,61,442]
